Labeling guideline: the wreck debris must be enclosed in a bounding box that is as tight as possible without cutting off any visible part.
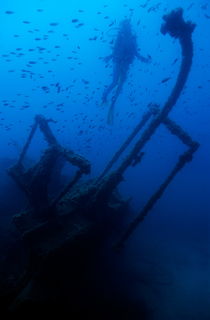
[8,114,90,218]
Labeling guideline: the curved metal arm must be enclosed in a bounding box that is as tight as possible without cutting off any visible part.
[112,8,197,247]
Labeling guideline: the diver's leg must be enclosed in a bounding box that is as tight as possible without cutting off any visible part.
[107,87,122,124]
[102,64,120,104]
[107,68,128,124]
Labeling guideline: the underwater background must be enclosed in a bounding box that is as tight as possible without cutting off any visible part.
[0,0,209,319]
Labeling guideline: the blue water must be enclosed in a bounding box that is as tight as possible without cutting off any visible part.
[0,0,209,318]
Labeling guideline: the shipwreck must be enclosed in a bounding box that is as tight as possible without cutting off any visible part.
[0,9,199,317]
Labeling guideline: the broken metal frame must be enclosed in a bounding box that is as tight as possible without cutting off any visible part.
[8,115,90,213]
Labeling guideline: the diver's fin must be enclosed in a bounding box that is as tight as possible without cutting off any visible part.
[107,106,114,125]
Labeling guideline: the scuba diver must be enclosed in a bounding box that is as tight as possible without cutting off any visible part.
[102,19,151,124]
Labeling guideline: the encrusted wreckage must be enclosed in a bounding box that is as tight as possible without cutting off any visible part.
[2,8,199,315]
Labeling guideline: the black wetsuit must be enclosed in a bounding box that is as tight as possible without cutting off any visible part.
[102,21,139,124]
[103,26,138,101]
